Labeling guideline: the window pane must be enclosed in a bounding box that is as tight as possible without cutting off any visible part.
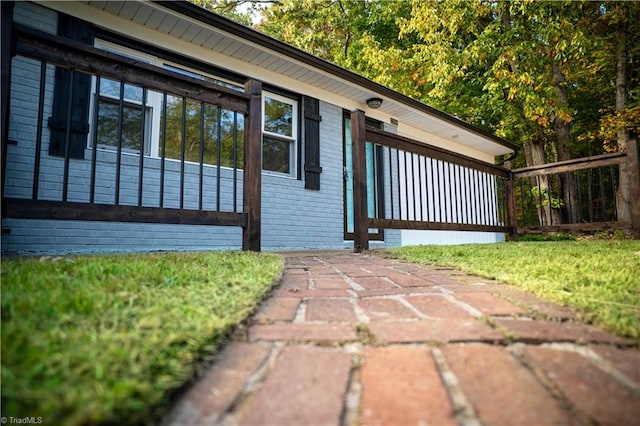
[162,97,202,163]
[97,99,143,152]
[235,113,244,169]
[100,78,143,103]
[220,109,244,168]
[263,135,290,174]
[264,96,293,137]
[162,100,244,169]
[163,95,183,161]
[184,98,201,163]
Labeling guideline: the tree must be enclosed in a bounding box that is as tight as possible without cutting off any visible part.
[591,2,640,223]
[189,0,262,26]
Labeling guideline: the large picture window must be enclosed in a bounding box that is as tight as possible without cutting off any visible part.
[262,92,298,176]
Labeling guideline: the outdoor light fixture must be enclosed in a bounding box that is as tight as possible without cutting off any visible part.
[366,97,383,109]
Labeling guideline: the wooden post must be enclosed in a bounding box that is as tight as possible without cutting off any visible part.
[1,2,14,218]
[504,160,517,240]
[242,79,262,251]
[626,136,640,238]
[351,109,369,252]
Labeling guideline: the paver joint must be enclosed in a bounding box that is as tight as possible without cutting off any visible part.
[164,251,639,426]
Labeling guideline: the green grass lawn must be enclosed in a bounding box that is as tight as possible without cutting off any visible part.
[384,240,640,340]
[1,251,283,425]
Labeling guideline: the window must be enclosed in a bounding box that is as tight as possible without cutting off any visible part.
[160,63,244,167]
[262,92,298,176]
[94,79,154,155]
[90,41,244,169]
[91,40,161,156]
[161,95,244,168]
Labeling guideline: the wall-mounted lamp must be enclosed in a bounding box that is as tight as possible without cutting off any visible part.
[366,97,383,109]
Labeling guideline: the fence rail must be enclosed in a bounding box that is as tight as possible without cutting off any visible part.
[510,139,639,235]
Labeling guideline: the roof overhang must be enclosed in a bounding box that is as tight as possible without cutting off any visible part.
[41,0,517,158]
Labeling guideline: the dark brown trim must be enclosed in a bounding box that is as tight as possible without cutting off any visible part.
[626,138,640,236]
[369,218,508,234]
[1,1,14,219]
[512,152,626,178]
[242,79,263,251]
[14,24,250,113]
[517,222,631,234]
[154,0,518,153]
[366,127,511,179]
[504,160,517,238]
[351,109,369,252]
[3,198,247,227]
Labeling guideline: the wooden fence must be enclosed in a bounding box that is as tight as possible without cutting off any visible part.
[350,110,511,251]
[351,109,640,252]
[509,138,640,235]
[1,23,262,251]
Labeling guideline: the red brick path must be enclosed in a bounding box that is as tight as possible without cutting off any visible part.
[165,252,639,426]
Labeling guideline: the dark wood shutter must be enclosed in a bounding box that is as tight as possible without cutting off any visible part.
[303,96,322,190]
[48,14,94,159]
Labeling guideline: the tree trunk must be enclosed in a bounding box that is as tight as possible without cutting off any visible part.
[614,17,632,223]
[551,61,579,224]
[501,2,559,227]
[524,137,561,226]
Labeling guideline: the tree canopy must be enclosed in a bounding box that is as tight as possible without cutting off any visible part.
[195,0,639,167]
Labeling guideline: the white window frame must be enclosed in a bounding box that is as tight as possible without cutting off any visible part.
[261,91,298,178]
[89,39,162,157]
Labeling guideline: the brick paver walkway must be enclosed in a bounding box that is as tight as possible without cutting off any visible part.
[164,251,639,426]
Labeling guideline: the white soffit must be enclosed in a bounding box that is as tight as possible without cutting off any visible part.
[66,0,513,157]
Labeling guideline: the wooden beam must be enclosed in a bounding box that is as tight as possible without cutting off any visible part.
[369,218,508,234]
[512,152,626,178]
[3,198,247,227]
[1,1,14,219]
[626,137,640,237]
[365,127,510,179]
[503,161,517,239]
[242,79,262,251]
[13,24,249,113]
[351,109,369,252]
[517,222,631,234]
